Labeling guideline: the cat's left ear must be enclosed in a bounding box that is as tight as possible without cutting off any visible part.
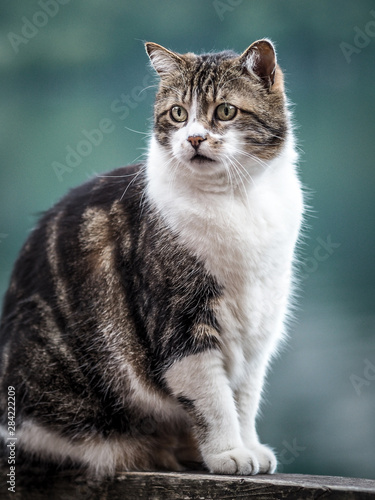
[240,39,282,91]
[145,42,184,76]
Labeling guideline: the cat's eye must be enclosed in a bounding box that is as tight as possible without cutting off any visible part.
[216,103,237,121]
[170,105,188,122]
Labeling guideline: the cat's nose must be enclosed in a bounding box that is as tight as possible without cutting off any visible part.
[187,135,206,151]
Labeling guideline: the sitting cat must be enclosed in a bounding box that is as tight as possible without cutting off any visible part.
[0,39,303,477]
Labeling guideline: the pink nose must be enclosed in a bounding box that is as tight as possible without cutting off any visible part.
[187,135,206,150]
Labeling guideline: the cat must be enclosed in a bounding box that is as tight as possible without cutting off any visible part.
[0,39,303,478]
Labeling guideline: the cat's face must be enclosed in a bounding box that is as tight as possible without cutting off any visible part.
[146,40,288,184]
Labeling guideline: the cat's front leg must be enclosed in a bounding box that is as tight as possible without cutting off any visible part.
[235,357,277,474]
[163,349,261,475]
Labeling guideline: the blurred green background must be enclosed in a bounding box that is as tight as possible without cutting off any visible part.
[1,0,374,479]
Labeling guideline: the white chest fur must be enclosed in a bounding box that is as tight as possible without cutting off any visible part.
[146,136,303,388]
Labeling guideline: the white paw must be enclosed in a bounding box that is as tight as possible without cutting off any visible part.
[204,447,260,475]
[248,442,277,474]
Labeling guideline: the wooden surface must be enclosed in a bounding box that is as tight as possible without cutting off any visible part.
[2,468,375,500]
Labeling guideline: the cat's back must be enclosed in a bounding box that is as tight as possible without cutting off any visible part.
[0,163,145,329]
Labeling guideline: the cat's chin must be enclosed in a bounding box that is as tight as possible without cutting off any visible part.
[183,154,221,174]
[190,154,216,164]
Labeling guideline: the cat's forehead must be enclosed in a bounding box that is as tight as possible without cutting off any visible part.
[157,50,245,104]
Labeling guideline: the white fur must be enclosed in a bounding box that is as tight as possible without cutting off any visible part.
[147,114,303,474]
[164,350,276,474]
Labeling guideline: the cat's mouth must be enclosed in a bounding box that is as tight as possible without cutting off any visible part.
[190,154,215,164]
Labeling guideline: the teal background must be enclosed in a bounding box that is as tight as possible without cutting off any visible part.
[1,0,374,479]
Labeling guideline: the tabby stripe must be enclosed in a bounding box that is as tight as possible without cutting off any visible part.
[156,109,169,121]
[182,84,189,103]
[202,72,215,96]
[240,109,286,138]
[189,69,199,101]
[245,136,281,146]
[197,66,209,94]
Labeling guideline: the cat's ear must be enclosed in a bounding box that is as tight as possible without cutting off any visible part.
[240,39,281,90]
[145,42,184,76]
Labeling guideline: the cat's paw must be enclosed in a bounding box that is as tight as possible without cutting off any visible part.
[248,442,277,474]
[204,447,260,475]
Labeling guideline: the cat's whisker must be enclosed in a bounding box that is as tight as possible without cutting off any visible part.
[233,157,257,190]
[130,154,147,165]
[224,154,253,206]
[222,157,239,218]
[97,173,140,179]
[158,84,181,94]
[124,126,151,136]
[231,158,254,186]
[138,84,159,95]
[235,150,268,169]
[228,145,271,172]
[228,152,268,176]
[224,155,241,191]
[120,164,147,201]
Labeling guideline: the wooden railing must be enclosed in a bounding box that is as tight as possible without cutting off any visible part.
[3,468,375,499]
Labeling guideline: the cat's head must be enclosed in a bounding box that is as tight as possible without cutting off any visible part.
[146,40,289,189]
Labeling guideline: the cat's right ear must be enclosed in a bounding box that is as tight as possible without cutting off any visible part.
[145,42,184,76]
